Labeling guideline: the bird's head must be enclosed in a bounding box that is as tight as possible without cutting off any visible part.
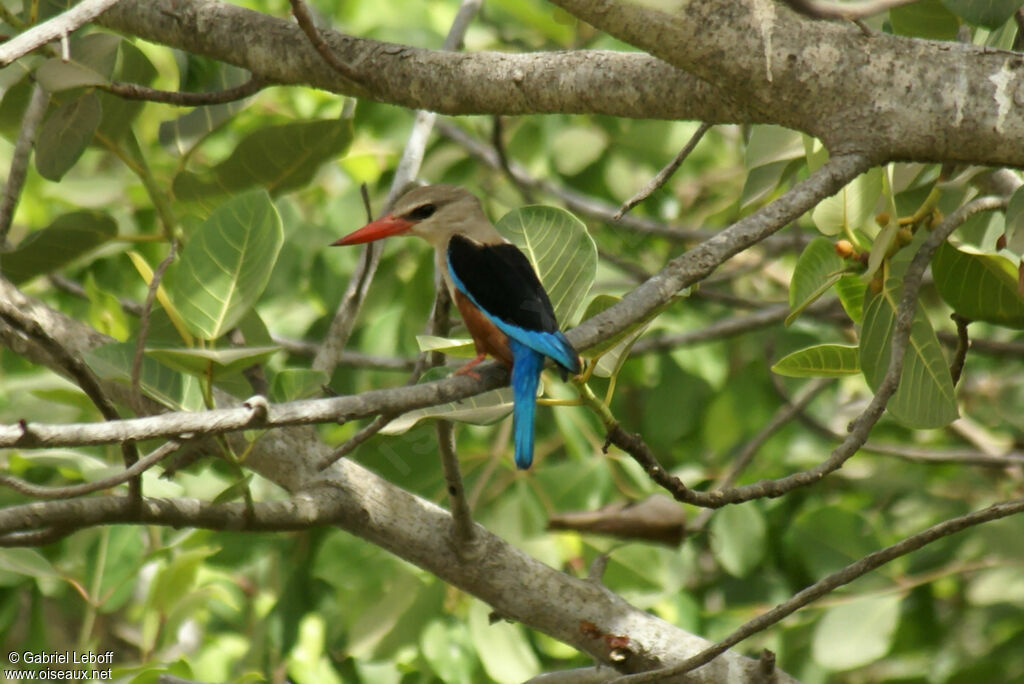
[332,184,495,249]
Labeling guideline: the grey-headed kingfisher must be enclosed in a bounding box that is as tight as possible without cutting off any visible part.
[332,185,581,469]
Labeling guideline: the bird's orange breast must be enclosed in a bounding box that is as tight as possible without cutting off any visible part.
[454,290,514,369]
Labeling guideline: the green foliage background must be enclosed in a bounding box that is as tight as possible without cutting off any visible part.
[1,0,1023,682]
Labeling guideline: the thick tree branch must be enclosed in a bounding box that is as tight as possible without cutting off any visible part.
[0,0,123,66]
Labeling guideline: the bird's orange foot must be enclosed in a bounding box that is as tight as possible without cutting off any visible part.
[454,353,487,380]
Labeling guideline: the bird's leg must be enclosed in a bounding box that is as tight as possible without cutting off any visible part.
[453,353,487,380]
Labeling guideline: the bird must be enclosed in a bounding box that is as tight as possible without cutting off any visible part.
[332,184,581,469]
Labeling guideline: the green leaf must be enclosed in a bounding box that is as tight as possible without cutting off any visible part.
[772,344,860,377]
[35,92,101,180]
[745,125,804,168]
[941,0,1024,28]
[859,279,959,429]
[785,506,881,578]
[932,242,1024,329]
[172,117,353,200]
[1004,183,1024,256]
[34,33,119,92]
[4,210,117,284]
[813,594,901,670]
[95,39,158,142]
[271,369,328,402]
[147,547,220,615]
[835,274,866,323]
[145,346,279,379]
[421,621,476,684]
[159,64,253,155]
[550,126,608,176]
[0,548,59,580]
[495,205,597,324]
[85,342,205,411]
[415,334,475,358]
[811,167,882,237]
[579,294,659,377]
[709,503,766,578]
[380,385,514,435]
[166,190,284,340]
[890,0,961,39]
[468,600,539,683]
[787,237,848,325]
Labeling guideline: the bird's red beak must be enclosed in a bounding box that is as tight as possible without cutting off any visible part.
[331,215,413,246]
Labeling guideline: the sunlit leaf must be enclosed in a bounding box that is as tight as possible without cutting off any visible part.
[495,205,597,324]
[710,503,766,578]
[271,368,328,402]
[811,167,882,237]
[166,190,284,340]
[468,600,539,683]
[941,0,1024,28]
[415,335,475,358]
[859,278,959,428]
[772,344,860,377]
[890,0,960,39]
[579,294,660,377]
[813,595,901,670]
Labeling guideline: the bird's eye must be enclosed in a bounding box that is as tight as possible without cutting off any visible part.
[406,203,436,221]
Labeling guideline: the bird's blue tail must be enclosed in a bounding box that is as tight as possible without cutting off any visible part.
[510,339,544,469]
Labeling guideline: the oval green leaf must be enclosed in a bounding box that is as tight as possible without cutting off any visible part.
[811,167,882,237]
[166,190,284,340]
[813,594,901,670]
[172,117,354,200]
[788,237,848,325]
[932,241,1024,329]
[772,344,860,377]
[710,503,767,578]
[85,342,204,411]
[941,0,1024,28]
[495,205,597,325]
[859,279,959,429]
[4,210,117,284]
[145,346,280,379]
[35,92,101,180]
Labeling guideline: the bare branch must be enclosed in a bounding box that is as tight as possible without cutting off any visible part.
[949,313,970,386]
[100,76,267,105]
[0,0,124,67]
[287,0,365,87]
[614,123,712,220]
[132,242,176,412]
[615,496,1024,682]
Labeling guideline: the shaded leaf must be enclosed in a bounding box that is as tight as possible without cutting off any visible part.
[788,237,849,325]
[551,126,608,175]
[745,125,804,168]
[95,39,158,142]
[890,0,960,39]
[159,64,253,155]
[835,274,866,323]
[579,294,662,377]
[859,279,959,428]
[35,92,101,180]
[932,241,1024,328]
[172,118,353,200]
[773,344,860,377]
[710,503,766,578]
[34,33,118,92]
[166,190,284,340]
[271,369,328,402]
[4,211,117,284]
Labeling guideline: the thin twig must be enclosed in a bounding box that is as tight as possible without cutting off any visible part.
[0,84,48,256]
[492,116,534,203]
[614,122,711,220]
[690,379,832,532]
[0,440,182,499]
[437,420,476,548]
[287,0,364,86]
[101,76,267,105]
[607,196,1008,508]
[613,496,1024,682]
[132,242,177,413]
[312,0,482,378]
[0,0,123,67]
[436,119,712,242]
